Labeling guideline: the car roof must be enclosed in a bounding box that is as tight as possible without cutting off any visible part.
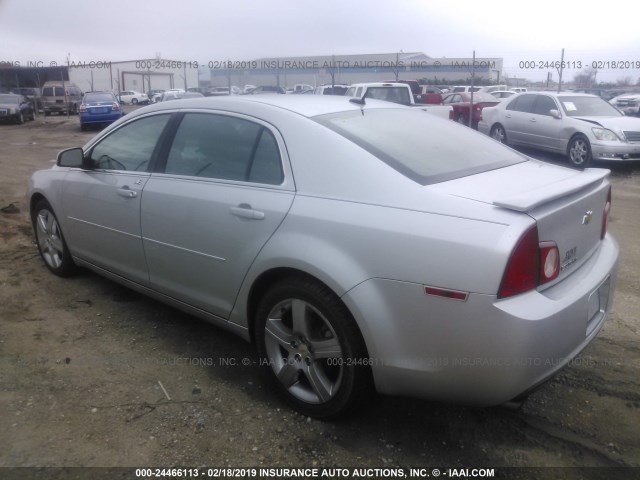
[125,94,404,119]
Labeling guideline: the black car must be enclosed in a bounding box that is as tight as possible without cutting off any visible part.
[0,94,35,124]
[11,87,42,110]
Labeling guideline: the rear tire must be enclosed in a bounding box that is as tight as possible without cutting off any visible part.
[255,276,373,419]
[490,124,507,144]
[132,98,138,105]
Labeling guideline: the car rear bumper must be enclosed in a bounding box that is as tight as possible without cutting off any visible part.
[80,112,122,124]
[341,234,619,406]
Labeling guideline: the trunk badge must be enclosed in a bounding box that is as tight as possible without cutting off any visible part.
[582,210,593,225]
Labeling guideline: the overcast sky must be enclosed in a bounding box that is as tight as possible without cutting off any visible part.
[2,0,640,84]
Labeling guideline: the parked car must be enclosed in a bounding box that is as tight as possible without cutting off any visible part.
[314,85,350,96]
[0,93,35,123]
[11,87,42,111]
[242,85,257,94]
[249,86,287,95]
[477,85,509,94]
[148,90,165,103]
[41,82,82,115]
[491,90,517,101]
[479,92,640,167]
[160,91,204,102]
[511,87,528,93]
[451,85,482,93]
[346,83,452,119]
[205,87,233,96]
[119,91,149,105]
[79,91,123,131]
[442,92,499,129]
[28,95,618,419]
[609,93,640,116]
[419,85,445,105]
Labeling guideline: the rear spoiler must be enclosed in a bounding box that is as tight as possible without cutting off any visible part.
[493,168,610,212]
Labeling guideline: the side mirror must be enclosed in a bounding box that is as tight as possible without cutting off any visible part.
[57,147,84,168]
[550,109,562,119]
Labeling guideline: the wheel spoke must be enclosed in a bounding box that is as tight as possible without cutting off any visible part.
[291,299,311,337]
[310,337,342,359]
[265,318,295,352]
[276,362,300,389]
[37,212,49,235]
[304,362,333,402]
[49,235,64,254]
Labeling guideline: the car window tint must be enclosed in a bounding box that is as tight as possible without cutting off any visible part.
[165,113,283,184]
[89,114,170,171]
[315,109,524,185]
[249,129,284,185]
[533,96,557,116]
[507,94,536,113]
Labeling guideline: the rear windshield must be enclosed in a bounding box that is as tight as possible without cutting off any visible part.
[0,94,21,104]
[84,93,114,103]
[363,87,412,106]
[42,87,66,96]
[314,108,524,185]
[558,95,623,117]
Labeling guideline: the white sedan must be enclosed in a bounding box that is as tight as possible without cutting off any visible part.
[118,91,149,105]
[28,96,618,418]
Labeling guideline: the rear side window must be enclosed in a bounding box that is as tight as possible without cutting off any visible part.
[164,113,283,185]
[364,87,411,106]
[314,109,524,185]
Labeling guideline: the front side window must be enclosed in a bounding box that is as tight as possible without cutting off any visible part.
[88,114,170,171]
[533,95,558,116]
[164,113,283,185]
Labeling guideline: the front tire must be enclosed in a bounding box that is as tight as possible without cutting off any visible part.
[567,134,592,168]
[131,98,138,105]
[32,200,76,277]
[255,277,373,419]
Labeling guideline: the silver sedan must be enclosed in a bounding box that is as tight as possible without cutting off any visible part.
[28,96,618,418]
[479,92,640,167]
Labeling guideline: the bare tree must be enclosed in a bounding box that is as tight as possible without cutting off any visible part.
[617,76,633,86]
[573,67,597,88]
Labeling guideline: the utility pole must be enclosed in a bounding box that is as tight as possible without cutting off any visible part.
[469,50,475,128]
[557,48,565,93]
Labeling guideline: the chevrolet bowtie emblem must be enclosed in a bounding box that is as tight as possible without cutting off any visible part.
[582,210,593,225]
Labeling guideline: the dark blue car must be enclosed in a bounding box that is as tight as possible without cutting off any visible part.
[79,92,123,130]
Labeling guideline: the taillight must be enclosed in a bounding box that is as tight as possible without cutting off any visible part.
[79,104,87,113]
[601,186,611,239]
[112,102,120,111]
[498,225,559,299]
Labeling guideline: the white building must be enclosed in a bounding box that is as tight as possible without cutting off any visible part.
[208,52,503,89]
[68,59,199,94]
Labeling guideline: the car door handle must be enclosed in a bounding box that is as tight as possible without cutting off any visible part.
[505,114,512,118]
[230,204,265,220]
[117,186,137,198]
[530,118,537,122]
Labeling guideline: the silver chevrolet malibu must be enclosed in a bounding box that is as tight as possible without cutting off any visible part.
[28,95,618,418]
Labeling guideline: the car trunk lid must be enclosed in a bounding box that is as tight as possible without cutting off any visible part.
[432,160,611,283]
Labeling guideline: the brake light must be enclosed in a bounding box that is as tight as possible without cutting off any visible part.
[498,225,559,298]
[112,102,120,111]
[79,104,86,113]
[601,186,611,239]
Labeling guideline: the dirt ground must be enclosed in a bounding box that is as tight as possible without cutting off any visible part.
[0,112,639,478]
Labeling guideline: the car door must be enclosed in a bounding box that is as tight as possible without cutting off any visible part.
[502,94,537,145]
[525,94,565,153]
[60,113,172,284]
[141,111,295,319]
